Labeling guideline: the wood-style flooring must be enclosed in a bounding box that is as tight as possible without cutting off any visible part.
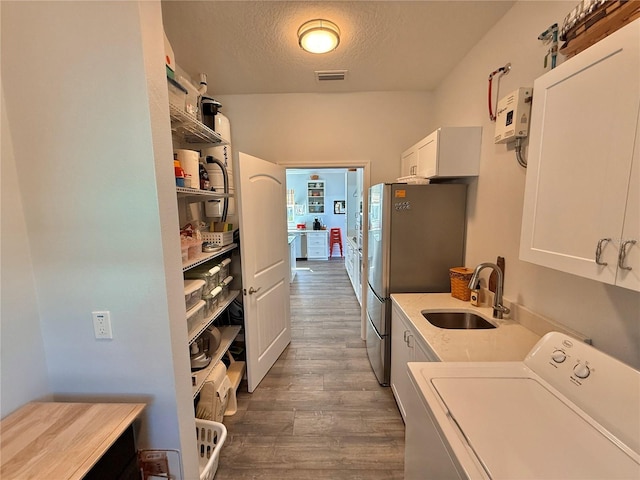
[216,259,405,479]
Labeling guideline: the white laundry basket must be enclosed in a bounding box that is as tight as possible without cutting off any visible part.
[195,419,227,480]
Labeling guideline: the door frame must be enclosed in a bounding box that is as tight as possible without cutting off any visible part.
[279,160,371,339]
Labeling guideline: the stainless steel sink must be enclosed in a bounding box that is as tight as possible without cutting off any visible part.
[421,311,496,329]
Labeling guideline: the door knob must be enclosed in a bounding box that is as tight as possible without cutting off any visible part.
[248,286,261,295]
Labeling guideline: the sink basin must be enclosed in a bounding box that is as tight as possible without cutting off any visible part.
[421,311,496,329]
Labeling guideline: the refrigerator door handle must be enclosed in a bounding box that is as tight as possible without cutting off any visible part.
[367,313,384,340]
[367,281,385,303]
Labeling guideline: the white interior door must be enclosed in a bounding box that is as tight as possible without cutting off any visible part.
[236,152,291,392]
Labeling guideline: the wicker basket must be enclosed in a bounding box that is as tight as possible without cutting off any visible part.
[449,267,474,301]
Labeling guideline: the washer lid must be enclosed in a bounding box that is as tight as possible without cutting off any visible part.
[432,377,640,479]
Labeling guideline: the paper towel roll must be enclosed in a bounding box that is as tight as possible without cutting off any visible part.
[174,149,200,190]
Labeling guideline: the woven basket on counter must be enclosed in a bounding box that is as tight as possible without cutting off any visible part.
[449,267,474,301]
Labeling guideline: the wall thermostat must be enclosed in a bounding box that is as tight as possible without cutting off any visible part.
[494,87,533,144]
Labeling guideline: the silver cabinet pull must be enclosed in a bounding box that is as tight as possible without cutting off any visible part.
[403,330,409,342]
[595,238,611,266]
[618,240,637,271]
[248,286,261,294]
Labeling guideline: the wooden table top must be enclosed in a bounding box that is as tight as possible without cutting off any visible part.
[1,402,145,480]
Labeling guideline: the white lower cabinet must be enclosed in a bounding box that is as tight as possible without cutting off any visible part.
[344,239,361,304]
[390,303,436,421]
[306,231,328,260]
[520,19,639,292]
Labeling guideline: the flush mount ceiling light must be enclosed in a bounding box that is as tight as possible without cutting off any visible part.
[297,19,340,54]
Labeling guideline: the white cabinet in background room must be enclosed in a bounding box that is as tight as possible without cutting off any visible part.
[307,181,325,214]
[401,127,482,179]
[306,231,328,260]
[520,19,639,292]
[390,303,437,422]
[345,238,361,304]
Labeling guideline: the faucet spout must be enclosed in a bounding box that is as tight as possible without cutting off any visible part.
[468,262,510,319]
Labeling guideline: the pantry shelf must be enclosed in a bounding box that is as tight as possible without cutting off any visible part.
[188,290,240,345]
[169,104,229,145]
[176,187,232,203]
[191,325,241,398]
[182,243,237,272]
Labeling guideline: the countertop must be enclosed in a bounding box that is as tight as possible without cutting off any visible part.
[391,293,542,362]
[0,402,145,479]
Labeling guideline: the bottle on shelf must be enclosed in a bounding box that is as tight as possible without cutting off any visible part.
[174,153,185,187]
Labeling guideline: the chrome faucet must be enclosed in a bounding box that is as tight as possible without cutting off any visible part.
[468,262,510,319]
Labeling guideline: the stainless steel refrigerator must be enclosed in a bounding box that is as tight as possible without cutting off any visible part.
[366,183,467,385]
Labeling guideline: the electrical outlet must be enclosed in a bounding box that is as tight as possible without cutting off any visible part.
[92,311,113,339]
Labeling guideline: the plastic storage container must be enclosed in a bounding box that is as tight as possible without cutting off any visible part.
[202,286,222,317]
[195,419,227,480]
[184,279,206,310]
[218,258,231,280]
[186,300,206,333]
[219,276,233,301]
[185,265,221,294]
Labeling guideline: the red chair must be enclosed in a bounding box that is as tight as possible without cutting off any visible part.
[329,227,343,258]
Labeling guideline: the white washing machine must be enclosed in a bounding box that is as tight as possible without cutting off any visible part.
[404,332,640,479]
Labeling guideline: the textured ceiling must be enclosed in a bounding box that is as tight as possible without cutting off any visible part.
[161,1,514,95]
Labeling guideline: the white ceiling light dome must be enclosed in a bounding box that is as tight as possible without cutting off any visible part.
[297,19,340,54]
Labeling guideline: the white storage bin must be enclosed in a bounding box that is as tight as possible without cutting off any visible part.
[186,300,206,333]
[201,230,236,248]
[184,279,206,310]
[195,419,227,480]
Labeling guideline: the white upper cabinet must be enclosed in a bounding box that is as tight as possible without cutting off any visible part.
[520,19,640,292]
[401,127,482,179]
[400,147,417,177]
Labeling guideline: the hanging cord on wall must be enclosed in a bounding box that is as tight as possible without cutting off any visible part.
[487,63,511,121]
[515,137,527,168]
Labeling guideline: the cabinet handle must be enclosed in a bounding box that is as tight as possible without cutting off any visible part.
[595,238,611,266]
[248,286,261,294]
[407,334,414,348]
[618,240,637,271]
[403,330,409,342]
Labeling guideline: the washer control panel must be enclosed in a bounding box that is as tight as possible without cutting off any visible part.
[525,332,639,452]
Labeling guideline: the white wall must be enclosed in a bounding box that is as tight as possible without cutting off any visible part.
[431,1,640,368]
[1,2,199,476]
[217,91,434,185]
[1,87,52,415]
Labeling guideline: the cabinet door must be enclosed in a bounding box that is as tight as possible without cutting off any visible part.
[401,146,417,177]
[616,129,639,291]
[520,20,640,285]
[415,131,438,178]
[390,306,412,421]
